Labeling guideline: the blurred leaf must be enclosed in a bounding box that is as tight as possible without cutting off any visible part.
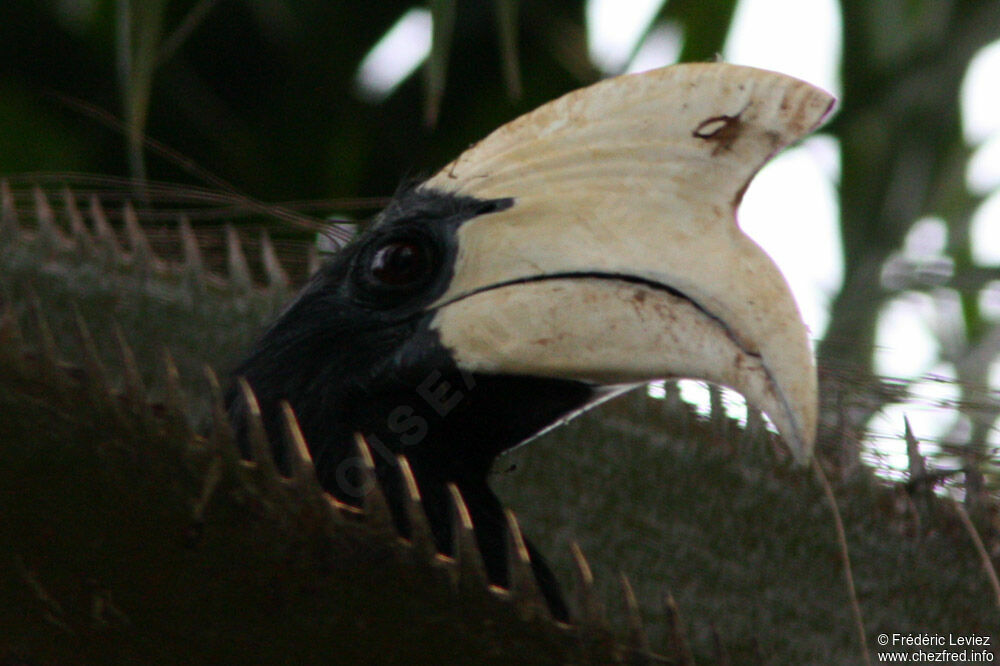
[116,0,168,187]
[494,0,523,99]
[661,0,739,63]
[424,0,457,126]
[157,0,223,65]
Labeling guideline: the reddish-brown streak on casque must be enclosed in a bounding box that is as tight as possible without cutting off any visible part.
[693,113,745,156]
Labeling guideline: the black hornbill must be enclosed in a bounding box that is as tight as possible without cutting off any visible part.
[226,64,834,620]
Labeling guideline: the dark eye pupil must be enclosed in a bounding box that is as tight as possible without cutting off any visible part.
[370,241,427,286]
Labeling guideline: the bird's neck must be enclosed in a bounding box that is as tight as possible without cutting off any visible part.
[231,369,591,622]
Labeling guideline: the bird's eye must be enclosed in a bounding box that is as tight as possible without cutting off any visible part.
[369,240,431,288]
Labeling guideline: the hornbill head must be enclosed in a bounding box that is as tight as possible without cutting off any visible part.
[227,63,835,620]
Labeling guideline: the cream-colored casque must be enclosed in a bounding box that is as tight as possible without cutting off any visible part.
[423,63,835,463]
